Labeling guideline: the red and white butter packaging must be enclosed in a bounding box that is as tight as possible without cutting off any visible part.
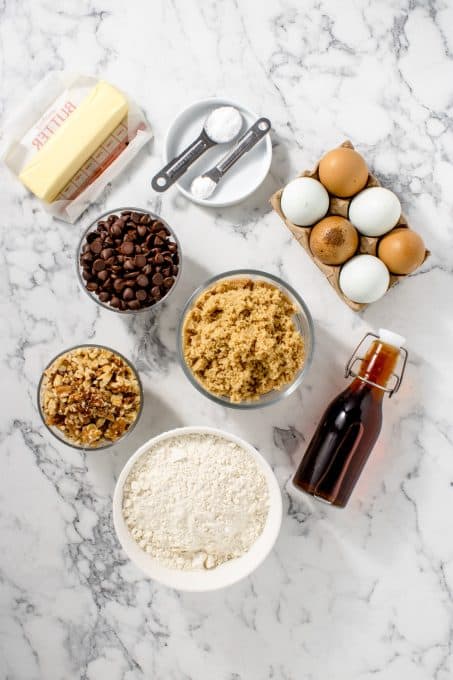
[1,72,153,223]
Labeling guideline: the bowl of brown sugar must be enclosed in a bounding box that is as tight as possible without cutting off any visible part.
[178,270,314,409]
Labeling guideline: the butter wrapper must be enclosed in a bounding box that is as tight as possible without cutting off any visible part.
[1,72,153,223]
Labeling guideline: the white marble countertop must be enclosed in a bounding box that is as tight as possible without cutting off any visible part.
[1,1,452,679]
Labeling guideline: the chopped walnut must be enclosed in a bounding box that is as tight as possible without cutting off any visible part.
[40,346,141,447]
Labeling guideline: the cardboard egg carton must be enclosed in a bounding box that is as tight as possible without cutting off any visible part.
[270,140,430,311]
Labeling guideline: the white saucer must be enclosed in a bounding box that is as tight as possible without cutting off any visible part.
[163,97,272,207]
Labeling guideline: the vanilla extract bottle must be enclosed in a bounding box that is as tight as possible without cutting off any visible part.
[292,329,408,508]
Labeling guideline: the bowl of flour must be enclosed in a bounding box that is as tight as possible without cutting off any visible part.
[113,426,282,591]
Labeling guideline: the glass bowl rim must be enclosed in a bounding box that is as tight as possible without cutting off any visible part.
[76,207,182,315]
[177,268,315,409]
[37,343,144,450]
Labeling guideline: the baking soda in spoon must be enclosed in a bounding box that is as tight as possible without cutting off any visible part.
[191,175,217,200]
[191,117,271,201]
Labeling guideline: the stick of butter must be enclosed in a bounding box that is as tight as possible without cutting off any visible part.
[19,81,128,203]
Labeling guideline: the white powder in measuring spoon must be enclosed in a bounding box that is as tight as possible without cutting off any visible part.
[191,175,216,200]
[122,433,269,570]
[204,106,242,143]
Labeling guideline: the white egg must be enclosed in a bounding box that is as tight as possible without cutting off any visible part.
[349,187,401,237]
[281,177,329,226]
[339,255,390,303]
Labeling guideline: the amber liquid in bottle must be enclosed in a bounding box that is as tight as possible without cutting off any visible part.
[293,339,400,508]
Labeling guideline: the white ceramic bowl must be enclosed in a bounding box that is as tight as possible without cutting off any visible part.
[113,426,283,591]
[164,97,272,207]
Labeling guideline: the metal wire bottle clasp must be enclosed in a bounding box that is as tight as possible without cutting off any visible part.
[344,332,408,398]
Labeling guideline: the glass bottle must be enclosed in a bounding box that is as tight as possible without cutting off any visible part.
[292,329,408,508]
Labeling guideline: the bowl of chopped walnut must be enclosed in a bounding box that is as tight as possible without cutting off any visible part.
[37,345,143,449]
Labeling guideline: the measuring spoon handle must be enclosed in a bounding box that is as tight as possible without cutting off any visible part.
[214,118,271,178]
[152,132,214,192]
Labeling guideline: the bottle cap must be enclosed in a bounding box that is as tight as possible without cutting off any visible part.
[378,328,406,348]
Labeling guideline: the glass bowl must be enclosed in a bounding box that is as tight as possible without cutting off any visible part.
[76,207,182,314]
[178,269,314,409]
[37,344,143,450]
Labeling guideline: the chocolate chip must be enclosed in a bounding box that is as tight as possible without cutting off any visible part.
[135,254,147,268]
[121,241,134,256]
[80,252,93,265]
[122,287,135,301]
[151,286,161,299]
[113,278,125,293]
[93,259,106,272]
[137,274,149,287]
[110,296,121,308]
[86,281,98,292]
[152,273,163,286]
[136,289,147,302]
[99,291,110,302]
[110,224,122,238]
[137,225,147,238]
[163,277,174,288]
[128,299,141,310]
[90,239,103,254]
[101,248,114,260]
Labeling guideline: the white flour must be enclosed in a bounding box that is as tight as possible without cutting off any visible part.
[122,433,269,570]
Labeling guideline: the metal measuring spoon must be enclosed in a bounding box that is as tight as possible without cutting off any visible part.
[151,106,243,192]
[190,118,271,201]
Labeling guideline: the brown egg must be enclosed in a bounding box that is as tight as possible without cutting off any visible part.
[309,216,359,265]
[319,147,369,198]
[378,227,426,275]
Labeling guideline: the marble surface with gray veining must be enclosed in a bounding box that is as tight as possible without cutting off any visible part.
[1,1,452,678]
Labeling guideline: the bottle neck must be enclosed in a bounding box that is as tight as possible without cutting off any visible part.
[352,340,400,400]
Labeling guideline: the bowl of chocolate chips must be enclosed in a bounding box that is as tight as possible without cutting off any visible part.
[77,208,181,313]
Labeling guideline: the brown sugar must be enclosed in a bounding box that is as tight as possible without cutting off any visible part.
[183,278,305,403]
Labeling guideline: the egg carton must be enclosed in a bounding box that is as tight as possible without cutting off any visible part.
[270,140,430,311]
